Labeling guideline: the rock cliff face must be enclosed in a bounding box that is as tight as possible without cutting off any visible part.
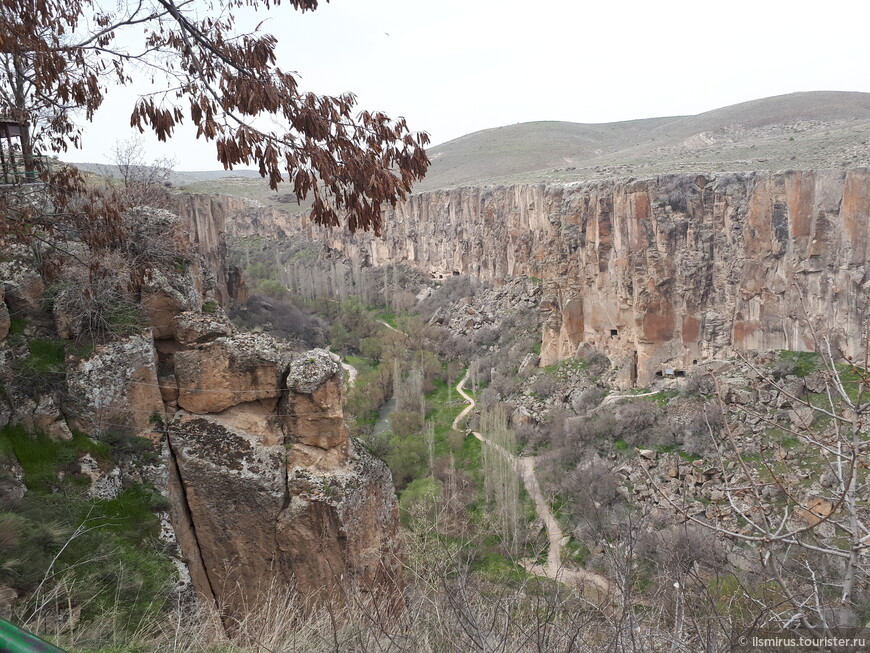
[174,194,236,305]
[167,342,401,614]
[0,203,401,621]
[220,169,870,386]
[166,347,400,619]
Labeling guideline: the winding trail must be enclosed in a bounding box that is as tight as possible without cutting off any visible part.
[453,371,611,599]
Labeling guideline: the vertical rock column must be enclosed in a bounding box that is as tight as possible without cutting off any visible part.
[277,351,402,604]
[166,339,400,619]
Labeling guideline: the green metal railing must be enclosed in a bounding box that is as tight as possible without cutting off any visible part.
[0,153,52,185]
[0,618,67,652]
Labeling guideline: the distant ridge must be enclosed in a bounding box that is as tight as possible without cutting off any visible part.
[68,163,263,186]
[417,91,870,190]
[71,91,870,199]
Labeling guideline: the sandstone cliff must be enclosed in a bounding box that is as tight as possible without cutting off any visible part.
[218,169,870,386]
[0,203,400,623]
[165,345,401,619]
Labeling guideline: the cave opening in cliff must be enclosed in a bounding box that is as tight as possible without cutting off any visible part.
[610,329,618,338]
[675,370,686,378]
[655,371,663,378]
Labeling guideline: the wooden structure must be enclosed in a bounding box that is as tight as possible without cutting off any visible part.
[0,118,45,184]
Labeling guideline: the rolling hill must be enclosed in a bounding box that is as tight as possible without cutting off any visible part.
[74,91,870,201]
[416,91,870,190]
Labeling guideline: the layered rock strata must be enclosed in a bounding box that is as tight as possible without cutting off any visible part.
[219,169,870,386]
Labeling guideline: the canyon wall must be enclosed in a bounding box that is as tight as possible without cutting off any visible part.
[175,194,234,305]
[220,169,870,386]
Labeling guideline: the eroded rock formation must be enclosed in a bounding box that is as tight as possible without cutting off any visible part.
[0,201,401,622]
[219,169,870,386]
[166,346,401,619]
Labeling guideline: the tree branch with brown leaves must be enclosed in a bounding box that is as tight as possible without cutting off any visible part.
[1,0,429,234]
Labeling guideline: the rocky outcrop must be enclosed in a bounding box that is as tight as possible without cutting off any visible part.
[66,333,165,432]
[0,258,45,318]
[0,197,401,623]
[281,350,348,449]
[141,269,202,340]
[173,333,291,414]
[166,343,400,619]
[174,194,250,306]
[222,169,870,386]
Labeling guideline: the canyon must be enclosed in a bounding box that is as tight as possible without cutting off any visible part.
[215,168,870,386]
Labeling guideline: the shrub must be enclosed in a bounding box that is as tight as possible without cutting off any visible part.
[386,433,427,488]
[682,369,716,395]
[585,352,611,377]
[556,455,623,538]
[256,278,290,301]
[388,411,423,438]
[359,431,392,460]
[51,267,144,340]
[12,338,68,396]
[472,326,499,347]
[530,374,559,398]
[677,400,723,456]
[571,387,607,413]
[399,477,443,525]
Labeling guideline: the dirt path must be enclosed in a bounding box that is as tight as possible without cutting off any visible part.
[453,371,611,598]
[377,319,401,333]
[598,389,662,406]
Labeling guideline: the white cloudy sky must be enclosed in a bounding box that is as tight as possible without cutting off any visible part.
[70,0,870,170]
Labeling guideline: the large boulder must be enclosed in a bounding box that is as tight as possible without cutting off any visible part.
[281,349,348,450]
[0,259,44,318]
[171,310,234,346]
[141,269,201,339]
[173,333,292,414]
[278,440,401,603]
[0,452,26,503]
[165,351,400,617]
[66,334,165,432]
[167,411,287,610]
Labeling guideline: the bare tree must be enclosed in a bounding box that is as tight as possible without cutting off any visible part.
[480,403,522,557]
[647,335,870,635]
[103,137,176,208]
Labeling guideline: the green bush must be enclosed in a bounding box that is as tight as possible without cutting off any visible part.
[386,433,427,488]
[0,424,174,639]
[255,278,290,301]
[201,299,219,314]
[0,425,107,492]
[399,477,443,525]
[13,338,68,396]
[388,410,423,438]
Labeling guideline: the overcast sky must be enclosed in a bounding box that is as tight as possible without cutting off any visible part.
[70,0,870,170]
